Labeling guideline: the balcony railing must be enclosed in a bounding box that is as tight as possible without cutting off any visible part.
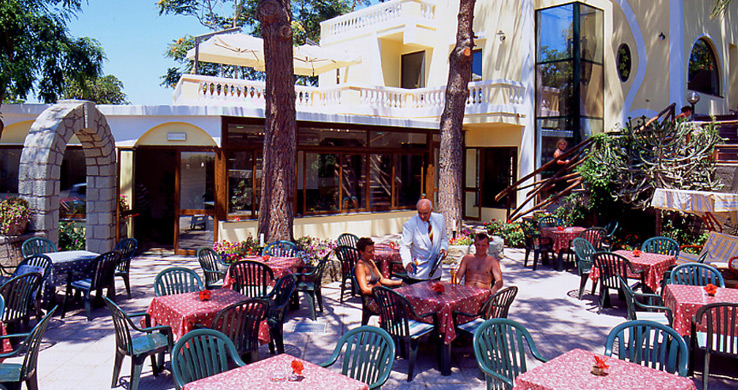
[173,74,526,120]
[320,0,436,43]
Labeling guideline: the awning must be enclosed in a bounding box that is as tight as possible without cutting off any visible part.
[650,188,738,231]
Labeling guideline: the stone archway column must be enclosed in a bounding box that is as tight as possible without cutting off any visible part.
[19,100,117,253]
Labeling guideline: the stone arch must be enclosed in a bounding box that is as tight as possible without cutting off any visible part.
[18,101,116,252]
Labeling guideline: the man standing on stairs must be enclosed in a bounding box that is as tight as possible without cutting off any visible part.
[400,198,448,284]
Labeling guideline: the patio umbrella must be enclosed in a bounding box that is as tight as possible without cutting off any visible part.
[650,188,738,231]
[186,33,360,76]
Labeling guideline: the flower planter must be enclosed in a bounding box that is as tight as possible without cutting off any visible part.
[4,219,28,236]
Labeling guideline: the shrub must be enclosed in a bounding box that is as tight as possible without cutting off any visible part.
[294,236,337,266]
[213,235,262,264]
[449,228,474,246]
[59,221,85,250]
[484,219,527,248]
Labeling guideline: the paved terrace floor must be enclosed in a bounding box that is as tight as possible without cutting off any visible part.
[20,246,737,390]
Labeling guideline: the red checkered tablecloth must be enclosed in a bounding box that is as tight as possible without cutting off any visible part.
[663,284,738,336]
[513,348,696,390]
[144,289,270,344]
[222,256,304,289]
[541,227,585,253]
[589,250,676,292]
[374,243,401,278]
[181,353,369,390]
[395,281,491,344]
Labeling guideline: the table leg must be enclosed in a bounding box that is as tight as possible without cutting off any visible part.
[555,250,566,271]
[439,342,452,376]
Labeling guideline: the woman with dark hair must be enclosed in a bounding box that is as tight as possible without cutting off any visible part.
[355,237,403,295]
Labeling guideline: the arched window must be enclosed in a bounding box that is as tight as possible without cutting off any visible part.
[688,38,720,96]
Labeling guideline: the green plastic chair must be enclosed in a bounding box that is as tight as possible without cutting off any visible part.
[20,237,56,258]
[114,238,138,298]
[578,227,607,250]
[262,240,298,257]
[604,320,688,376]
[210,298,268,363]
[0,272,43,332]
[105,297,173,390]
[336,246,360,302]
[320,326,396,390]
[690,303,738,390]
[336,233,359,248]
[0,307,57,390]
[265,274,296,354]
[61,251,121,320]
[472,318,548,390]
[618,276,672,326]
[522,223,552,271]
[641,236,680,257]
[226,260,274,298]
[592,252,643,313]
[572,238,597,299]
[668,263,725,287]
[601,220,619,248]
[537,216,564,229]
[197,247,225,289]
[294,253,330,321]
[5,255,52,321]
[154,267,203,297]
[454,286,518,336]
[372,286,435,382]
[171,328,246,390]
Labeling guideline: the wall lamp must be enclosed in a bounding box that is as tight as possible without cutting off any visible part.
[497,30,506,42]
[658,32,666,40]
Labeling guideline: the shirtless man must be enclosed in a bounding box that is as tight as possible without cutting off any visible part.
[456,233,503,293]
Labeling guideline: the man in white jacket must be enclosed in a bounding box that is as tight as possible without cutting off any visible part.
[400,199,448,283]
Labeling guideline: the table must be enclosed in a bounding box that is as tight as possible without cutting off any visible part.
[0,322,12,362]
[589,250,676,292]
[540,227,585,271]
[181,354,369,390]
[222,256,304,289]
[663,284,738,336]
[44,250,99,307]
[395,281,491,375]
[145,289,270,344]
[513,348,696,390]
[374,243,401,278]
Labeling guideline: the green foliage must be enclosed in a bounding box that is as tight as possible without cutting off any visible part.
[0,1,104,105]
[553,193,588,226]
[58,221,85,250]
[61,74,129,104]
[484,219,527,248]
[712,0,732,18]
[213,235,263,263]
[660,212,709,253]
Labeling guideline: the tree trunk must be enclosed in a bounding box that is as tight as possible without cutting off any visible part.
[438,0,475,236]
[257,0,296,242]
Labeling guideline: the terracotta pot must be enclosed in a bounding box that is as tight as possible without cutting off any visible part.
[5,219,28,236]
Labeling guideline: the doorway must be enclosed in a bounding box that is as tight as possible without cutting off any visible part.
[134,149,176,250]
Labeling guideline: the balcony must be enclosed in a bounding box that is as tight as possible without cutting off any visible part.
[320,0,437,45]
[173,74,526,122]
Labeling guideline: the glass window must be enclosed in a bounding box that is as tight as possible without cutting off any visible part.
[298,127,367,147]
[581,63,604,118]
[580,4,603,63]
[179,152,215,210]
[394,154,424,208]
[688,38,721,96]
[59,147,87,220]
[341,154,366,211]
[228,150,260,216]
[0,147,21,197]
[536,60,574,117]
[401,51,426,89]
[617,44,632,82]
[481,148,517,208]
[226,124,264,146]
[304,153,339,213]
[536,4,574,62]
[369,131,427,149]
[472,49,483,81]
[369,154,392,209]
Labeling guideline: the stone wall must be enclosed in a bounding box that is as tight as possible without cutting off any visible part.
[0,232,44,267]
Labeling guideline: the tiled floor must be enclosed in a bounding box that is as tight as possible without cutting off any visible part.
[15,247,736,389]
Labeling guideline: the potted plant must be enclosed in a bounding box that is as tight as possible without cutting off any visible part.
[0,196,31,236]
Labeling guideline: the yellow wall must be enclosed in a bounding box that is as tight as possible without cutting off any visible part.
[119,150,134,238]
[218,210,415,242]
[1,120,81,144]
[136,122,216,147]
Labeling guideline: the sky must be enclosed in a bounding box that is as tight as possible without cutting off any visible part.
[66,0,211,105]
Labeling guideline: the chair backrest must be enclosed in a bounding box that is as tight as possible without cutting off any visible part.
[641,236,680,257]
[538,216,564,229]
[227,260,274,298]
[372,286,414,339]
[592,252,633,290]
[603,220,619,237]
[618,276,639,321]
[114,238,138,273]
[90,251,121,291]
[572,238,596,275]
[325,326,396,389]
[335,246,361,280]
[267,274,297,323]
[310,252,331,290]
[578,228,607,249]
[668,263,725,287]
[21,237,57,257]
[693,303,738,357]
[262,240,298,257]
[210,298,269,358]
[481,286,518,319]
[19,307,57,381]
[14,254,52,280]
[604,320,689,376]
[154,267,204,297]
[171,328,246,389]
[104,296,137,356]
[473,318,547,390]
[0,272,43,323]
[197,247,224,285]
[336,233,359,249]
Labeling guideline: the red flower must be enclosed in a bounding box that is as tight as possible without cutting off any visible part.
[594,356,609,369]
[291,359,304,375]
[262,255,271,262]
[431,282,445,294]
[199,290,211,301]
[632,249,642,257]
[556,226,565,231]
[704,283,718,295]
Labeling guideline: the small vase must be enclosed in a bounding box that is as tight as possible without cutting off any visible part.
[591,365,609,376]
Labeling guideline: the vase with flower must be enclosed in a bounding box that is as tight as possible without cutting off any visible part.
[704,283,718,297]
[591,355,609,376]
[0,196,31,236]
[290,359,304,381]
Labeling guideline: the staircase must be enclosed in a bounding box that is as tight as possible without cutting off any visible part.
[697,114,738,163]
[369,155,392,209]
